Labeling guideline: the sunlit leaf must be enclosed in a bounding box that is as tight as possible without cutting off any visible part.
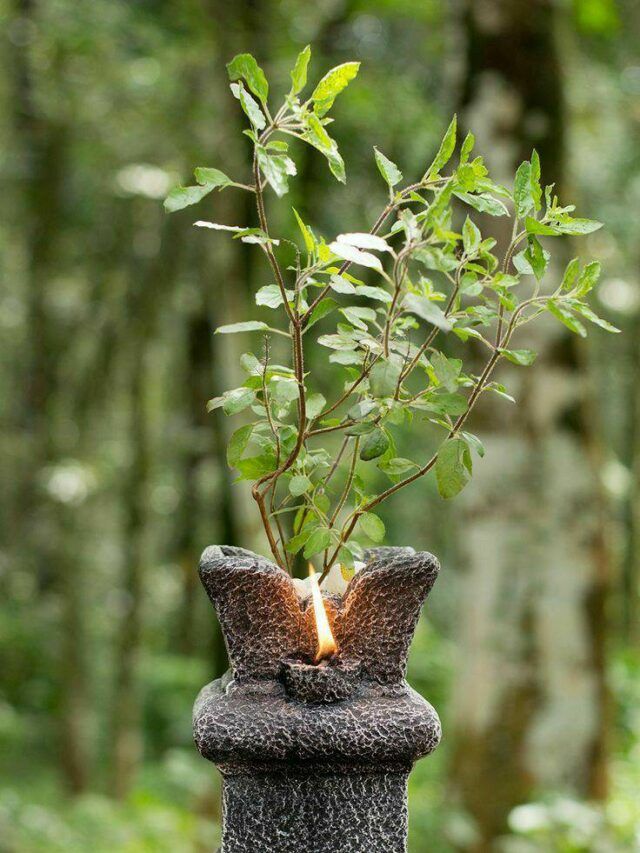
[290,45,311,95]
[311,61,360,116]
[374,147,403,187]
[227,53,269,103]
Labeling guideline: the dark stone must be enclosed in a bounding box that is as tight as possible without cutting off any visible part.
[194,545,441,852]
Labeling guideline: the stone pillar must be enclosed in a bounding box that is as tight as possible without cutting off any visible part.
[193,545,441,853]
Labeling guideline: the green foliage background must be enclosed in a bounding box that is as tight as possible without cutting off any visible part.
[1,0,639,851]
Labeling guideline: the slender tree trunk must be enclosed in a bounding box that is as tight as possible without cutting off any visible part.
[450,1,610,847]
[110,213,182,797]
[111,334,149,799]
[621,313,640,644]
[9,0,91,793]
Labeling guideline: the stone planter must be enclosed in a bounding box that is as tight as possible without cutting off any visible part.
[194,545,441,853]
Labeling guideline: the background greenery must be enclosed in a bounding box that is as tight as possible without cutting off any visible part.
[1,0,639,850]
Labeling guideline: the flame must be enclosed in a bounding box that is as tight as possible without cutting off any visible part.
[308,566,338,662]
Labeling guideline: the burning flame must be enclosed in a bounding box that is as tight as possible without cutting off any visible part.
[309,566,337,662]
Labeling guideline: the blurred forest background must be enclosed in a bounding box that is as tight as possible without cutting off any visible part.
[1,0,639,850]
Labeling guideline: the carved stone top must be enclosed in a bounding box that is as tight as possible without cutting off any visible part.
[198,544,439,685]
[194,545,442,772]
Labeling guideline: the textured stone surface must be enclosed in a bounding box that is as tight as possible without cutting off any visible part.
[221,770,411,853]
[281,657,362,704]
[195,545,442,852]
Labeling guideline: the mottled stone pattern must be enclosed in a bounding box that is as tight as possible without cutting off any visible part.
[199,546,305,681]
[195,546,442,853]
[336,547,440,683]
[221,770,410,853]
[281,658,362,704]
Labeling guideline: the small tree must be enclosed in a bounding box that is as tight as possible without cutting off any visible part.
[165,46,617,583]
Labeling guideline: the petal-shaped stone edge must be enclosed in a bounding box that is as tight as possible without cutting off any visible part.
[199,546,306,681]
[199,545,439,686]
[334,547,440,684]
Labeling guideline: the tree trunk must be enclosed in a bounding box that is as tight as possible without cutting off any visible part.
[449,1,610,847]
[111,334,149,799]
[110,212,182,797]
[9,0,91,793]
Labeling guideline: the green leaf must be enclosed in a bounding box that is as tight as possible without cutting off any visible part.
[194,167,233,188]
[307,297,340,328]
[306,393,326,420]
[164,168,234,213]
[290,45,311,95]
[271,378,299,406]
[227,424,254,466]
[356,285,392,303]
[289,474,313,497]
[285,528,312,554]
[369,360,402,398]
[215,321,269,334]
[348,400,377,420]
[231,82,266,130]
[256,284,289,308]
[576,261,601,296]
[227,53,269,103]
[329,350,361,365]
[547,301,587,337]
[435,437,473,499]
[513,245,550,277]
[561,258,580,292]
[499,348,537,366]
[374,147,403,188]
[329,275,356,294]
[530,149,542,211]
[240,352,262,375]
[329,241,383,272]
[454,191,508,217]
[235,452,276,480]
[523,236,548,281]
[462,216,481,255]
[460,131,475,165]
[336,232,392,253]
[404,293,452,332]
[344,421,377,436]
[525,217,560,236]
[223,387,256,415]
[164,184,215,213]
[358,512,385,543]
[303,113,346,183]
[416,392,468,416]
[571,302,620,333]
[311,61,360,116]
[428,114,457,178]
[514,161,534,219]
[378,456,417,478]
[359,428,390,461]
[303,527,332,558]
[194,221,268,239]
[256,146,296,197]
[554,217,603,236]
[460,431,485,458]
[486,382,516,404]
[338,547,356,573]
[430,352,461,392]
[292,208,315,253]
[341,306,376,330]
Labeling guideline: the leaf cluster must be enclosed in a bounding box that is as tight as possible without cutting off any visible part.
[165,46,616,581]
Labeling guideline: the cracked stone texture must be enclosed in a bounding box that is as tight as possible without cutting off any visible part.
[195,545,441,853]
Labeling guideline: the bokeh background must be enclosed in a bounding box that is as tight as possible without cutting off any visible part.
[1,0,639,850]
